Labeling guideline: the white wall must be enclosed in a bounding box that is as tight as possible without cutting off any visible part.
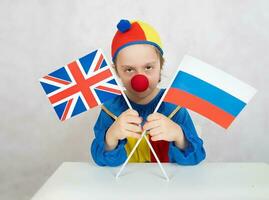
[1,0,268,199]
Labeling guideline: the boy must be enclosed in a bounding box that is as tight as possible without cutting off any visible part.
[90,19,206,166]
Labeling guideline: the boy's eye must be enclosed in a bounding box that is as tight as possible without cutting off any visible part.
[125,68,134,73]
[145,66,153,70]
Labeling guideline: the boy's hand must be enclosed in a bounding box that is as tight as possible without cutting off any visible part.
[105,109,142,151]
[143,113,187,150]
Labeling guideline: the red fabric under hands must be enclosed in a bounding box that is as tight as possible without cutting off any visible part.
[149,136,170,162]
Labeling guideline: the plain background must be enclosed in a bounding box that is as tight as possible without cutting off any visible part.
[1,0,268,199]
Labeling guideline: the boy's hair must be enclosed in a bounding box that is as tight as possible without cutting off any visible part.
[155,47,165,70]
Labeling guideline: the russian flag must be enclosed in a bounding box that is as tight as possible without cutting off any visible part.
[163,55,257,129]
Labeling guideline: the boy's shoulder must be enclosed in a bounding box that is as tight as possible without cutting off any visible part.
[103,94,124,106]
[102,94,127,116]
[161,101,181,116]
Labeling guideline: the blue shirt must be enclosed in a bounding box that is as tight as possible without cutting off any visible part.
[90,88,206,166]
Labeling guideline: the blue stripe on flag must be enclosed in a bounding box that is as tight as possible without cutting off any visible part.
[107,79,117,85]
[100,59,108,69]
[40,82,60,94]
[79,50,97,74]
[71,96,87,117]
[54,101,67,119]
[172,71,246,117]
[48,67,71,82]
[94,88,119,104]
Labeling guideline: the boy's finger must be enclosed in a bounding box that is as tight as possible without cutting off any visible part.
[125,123,142,133]
[148,127,162,136]
[151,133,165,141]
[147,113,161,122]
[126,131,141,139]
[126,115,142,125]
[143,120,160,131]
[125,109,139,116]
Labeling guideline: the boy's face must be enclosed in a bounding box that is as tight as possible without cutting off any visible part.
[115,44,161,99]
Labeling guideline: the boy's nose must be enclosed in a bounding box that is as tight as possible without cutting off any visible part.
[131,74,149,92]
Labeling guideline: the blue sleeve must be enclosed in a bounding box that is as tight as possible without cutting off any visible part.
[90,109,127,167]
[168,108,206,165]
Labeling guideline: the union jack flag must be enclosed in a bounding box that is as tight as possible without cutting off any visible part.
[39,49,122,121]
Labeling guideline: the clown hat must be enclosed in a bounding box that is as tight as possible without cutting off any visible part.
[111,19,163,62]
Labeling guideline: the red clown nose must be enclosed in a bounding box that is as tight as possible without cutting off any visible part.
[131,74,149,92]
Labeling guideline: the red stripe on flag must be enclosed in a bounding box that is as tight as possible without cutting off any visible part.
[61,98,73,121]
[43,75,70,85]
[84,68,113,87]
[96,85,122,95]
[49,84,79,104]
[164,88,235,129]
[67,61,99,108]
[94,54,104,72]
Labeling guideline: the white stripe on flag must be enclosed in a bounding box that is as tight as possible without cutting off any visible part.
[179,55,257,103]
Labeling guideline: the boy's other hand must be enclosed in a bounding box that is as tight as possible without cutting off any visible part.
[143,112,187,150]
[105,109,142,151]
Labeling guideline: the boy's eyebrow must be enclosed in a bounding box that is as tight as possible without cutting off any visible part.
[143,61,157,66]
[120,61,157,68]
[120,65,135,68]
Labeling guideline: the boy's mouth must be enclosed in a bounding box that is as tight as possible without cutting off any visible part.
[131,74,149,92]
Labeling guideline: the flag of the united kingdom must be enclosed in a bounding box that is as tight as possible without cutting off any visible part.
[39,49,122,121]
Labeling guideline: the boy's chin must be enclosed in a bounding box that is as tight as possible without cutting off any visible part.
[131,88,153,98]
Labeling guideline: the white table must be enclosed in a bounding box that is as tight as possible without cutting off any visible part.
[31,162,269,200]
